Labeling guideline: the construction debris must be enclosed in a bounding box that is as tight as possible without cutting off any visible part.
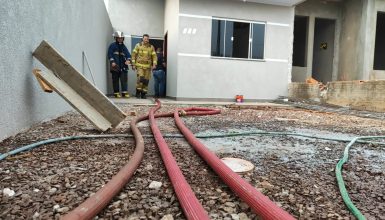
[32,40,126,131]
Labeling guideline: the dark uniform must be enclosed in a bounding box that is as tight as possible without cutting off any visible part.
[107,41,131,97]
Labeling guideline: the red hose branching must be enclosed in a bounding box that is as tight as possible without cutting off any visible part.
[148,100,209,220]
[174,107,296,220]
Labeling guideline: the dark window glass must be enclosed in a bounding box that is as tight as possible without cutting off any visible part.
[251,23,265,59]
[211,18,264,60]
[211,20,225,56]
[229,22,250,58]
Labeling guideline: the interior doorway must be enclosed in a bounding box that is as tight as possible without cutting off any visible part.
[374,12,385,70]
[293,16,308,67]
[130,36,164,96]
[163,32,168,97]
[312,18,335,84]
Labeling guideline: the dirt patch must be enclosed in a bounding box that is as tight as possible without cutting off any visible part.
[1,103,385,219]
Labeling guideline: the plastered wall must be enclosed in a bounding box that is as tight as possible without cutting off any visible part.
[176,0,295,101]
[0,0,112,141]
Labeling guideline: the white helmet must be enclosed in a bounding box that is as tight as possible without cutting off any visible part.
[113,31,124,38]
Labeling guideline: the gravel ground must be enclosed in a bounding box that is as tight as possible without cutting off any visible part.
[1,102,385,220]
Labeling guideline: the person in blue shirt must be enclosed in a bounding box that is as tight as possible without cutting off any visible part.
[153,47,166,98]
[107,31,131,98]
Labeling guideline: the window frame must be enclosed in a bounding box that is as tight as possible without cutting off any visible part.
[211,17,266,61]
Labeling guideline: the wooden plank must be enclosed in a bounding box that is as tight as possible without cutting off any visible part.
[32,69,53,93]
[33,40,126,130]
[36,69,112,131]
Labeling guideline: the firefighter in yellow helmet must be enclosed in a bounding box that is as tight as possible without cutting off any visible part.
[131,34,158,99]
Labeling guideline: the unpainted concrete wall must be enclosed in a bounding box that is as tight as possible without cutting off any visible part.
[0,0,112,141]
[106,0,165,96]
[288,80,385,113]
[338,0,364,81]
[294,0,342,82]
[326,80,385,112]
[177,0,295,100]
[288,83,320,100]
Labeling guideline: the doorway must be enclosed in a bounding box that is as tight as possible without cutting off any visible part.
[129,36,164,96]
[374,12,385,70]
[312,18,336,84]
[293,16,308,67]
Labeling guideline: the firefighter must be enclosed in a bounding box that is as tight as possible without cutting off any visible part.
[131,34,157,99]
[107,31,131,98]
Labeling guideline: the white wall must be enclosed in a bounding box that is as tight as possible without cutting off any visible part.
[176,0,294,100]
[107,0,165,95]
[0,0,112,141]
[164,0,180,97]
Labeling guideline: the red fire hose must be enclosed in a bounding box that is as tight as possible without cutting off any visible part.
[63,101,295,219]
[148,101,209,219]
[174,107,295,220]
[62,115,148,220]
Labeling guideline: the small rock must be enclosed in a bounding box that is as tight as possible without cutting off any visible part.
[49,188,57,194]
[145,164,153,170]
[149,181,162,189]
[207,200,216,206]
[231,213,239,220]
[238,213,250,220]
[225,202,236,207]
[32,212,40,219]
[161,214,174,220]
[239,202,249,210]
[150,206,160,212]
[3,188,15,197]
[57,207,70,213]
[119,193,128,199]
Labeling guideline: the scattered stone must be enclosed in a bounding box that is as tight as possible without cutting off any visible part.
[49,188,57,195]
[161,214,174,220]
[3,188,15,197]
[148,181,162,189]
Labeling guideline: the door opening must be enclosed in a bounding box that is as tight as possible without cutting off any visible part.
[312,18,335,84]
[374,12,385,70]
[293,16,308,67]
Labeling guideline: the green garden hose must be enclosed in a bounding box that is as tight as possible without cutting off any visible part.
[335,136,385,220]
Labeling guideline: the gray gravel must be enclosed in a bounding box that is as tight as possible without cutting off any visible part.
[1,103,385,219]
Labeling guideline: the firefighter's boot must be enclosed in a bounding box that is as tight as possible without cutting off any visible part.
[114,92,121,98]
[136,90,141,99]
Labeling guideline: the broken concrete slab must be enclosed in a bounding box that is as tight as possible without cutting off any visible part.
[32,40,126,131]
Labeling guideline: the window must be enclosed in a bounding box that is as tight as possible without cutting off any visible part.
[211,18,265,59]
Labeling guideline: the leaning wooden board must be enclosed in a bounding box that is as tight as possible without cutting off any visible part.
[33,40,126,131]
